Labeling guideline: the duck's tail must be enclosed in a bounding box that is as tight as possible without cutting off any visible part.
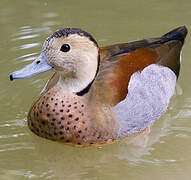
[162,26,188,44]
[154,26,188,78]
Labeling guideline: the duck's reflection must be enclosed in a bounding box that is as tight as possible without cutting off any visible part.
[29,105,174,179]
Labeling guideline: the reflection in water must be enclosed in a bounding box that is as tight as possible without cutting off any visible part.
[13,34,39,40]
[43,12,58,18]
[19,104,179,179]
[15,52,38,62]
[19,43,40,50]
[12,25,53,40]
[0,169,55,179]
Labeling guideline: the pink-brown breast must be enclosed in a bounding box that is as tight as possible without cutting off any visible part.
[28,86,116,146]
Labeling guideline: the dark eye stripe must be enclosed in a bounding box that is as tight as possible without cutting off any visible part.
[60,44,70,52]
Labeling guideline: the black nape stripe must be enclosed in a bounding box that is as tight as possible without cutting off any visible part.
[76,55,100,96]
[76,81,94,96]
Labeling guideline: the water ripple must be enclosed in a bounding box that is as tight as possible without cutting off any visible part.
[12,25,52,39]
[43,12,58,18]
[15,52,38,62]
[0,142,34,152]
[20,43,40,50]
[0,133,26,140]
[11,25,53,64]
[13,34,39,41]
[7,170,55,179]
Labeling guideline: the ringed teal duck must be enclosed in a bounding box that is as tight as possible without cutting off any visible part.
[10,26,187,146]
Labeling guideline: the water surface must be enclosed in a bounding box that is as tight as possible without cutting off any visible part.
[1,0,191,179]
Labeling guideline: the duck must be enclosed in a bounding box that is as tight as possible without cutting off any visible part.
[10,26,187,146]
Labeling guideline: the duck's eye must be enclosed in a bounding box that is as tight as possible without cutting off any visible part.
[60,44,70,52]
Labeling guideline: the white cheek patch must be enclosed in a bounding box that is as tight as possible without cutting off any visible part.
[113,64,177,138]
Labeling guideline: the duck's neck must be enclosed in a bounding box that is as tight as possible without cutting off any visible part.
[57,74,93,94]
[56,56,99,95]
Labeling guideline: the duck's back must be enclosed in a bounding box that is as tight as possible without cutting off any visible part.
[95,26,186,106]
[95,26,187,137]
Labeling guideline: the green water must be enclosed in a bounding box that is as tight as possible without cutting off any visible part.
[1,0,191,179]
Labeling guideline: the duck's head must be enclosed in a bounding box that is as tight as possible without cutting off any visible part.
[10,28,99,93]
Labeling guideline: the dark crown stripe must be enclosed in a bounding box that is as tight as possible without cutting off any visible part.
[49,28,98,47]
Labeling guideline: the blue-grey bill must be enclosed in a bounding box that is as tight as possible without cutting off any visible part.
[10,52,52,81]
